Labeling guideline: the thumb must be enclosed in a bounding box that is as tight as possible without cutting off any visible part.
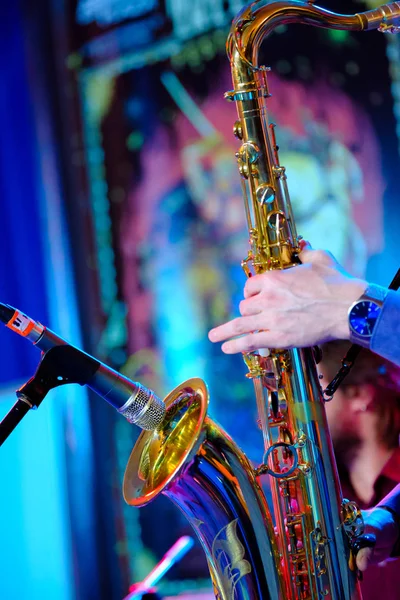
[356,546,374,572]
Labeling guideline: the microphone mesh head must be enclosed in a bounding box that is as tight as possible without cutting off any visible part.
[119,384,165,430]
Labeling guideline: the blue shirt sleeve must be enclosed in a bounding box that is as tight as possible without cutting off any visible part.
[370,290,400,367]
[378,483,400,516]
[378,483,400,556]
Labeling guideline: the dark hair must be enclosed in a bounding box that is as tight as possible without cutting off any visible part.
[321,340,400,448]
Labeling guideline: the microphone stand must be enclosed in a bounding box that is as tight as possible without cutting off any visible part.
[0,345,98,446]
[0,395,43,447]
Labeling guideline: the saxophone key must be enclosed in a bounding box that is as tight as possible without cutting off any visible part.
[256,183,276,205]
[233,119,243,139]
[273,164,287,179]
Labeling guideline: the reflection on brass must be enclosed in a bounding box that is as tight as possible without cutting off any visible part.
[243,352,267,378]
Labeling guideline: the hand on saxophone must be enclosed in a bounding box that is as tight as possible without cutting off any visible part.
[208,241,367,352]
[356,505,400,571]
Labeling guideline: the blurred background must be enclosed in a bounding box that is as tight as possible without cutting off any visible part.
[1,0,400,598]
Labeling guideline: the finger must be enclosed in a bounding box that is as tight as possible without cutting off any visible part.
[239,296,263,317]
[208,315,265,343]
[356,546,374,572]
[243,274,265,299]
[299,247,339,268]
[221,331,288,354]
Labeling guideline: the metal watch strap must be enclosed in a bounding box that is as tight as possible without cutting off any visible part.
[355,283,388,307]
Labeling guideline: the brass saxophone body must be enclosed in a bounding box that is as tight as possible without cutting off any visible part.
[123,3,400,599]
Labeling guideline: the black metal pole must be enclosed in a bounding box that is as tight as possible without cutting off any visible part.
[0,397,33,446]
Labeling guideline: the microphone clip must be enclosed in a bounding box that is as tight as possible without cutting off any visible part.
[0,345,99,446]
[17,345,99,408]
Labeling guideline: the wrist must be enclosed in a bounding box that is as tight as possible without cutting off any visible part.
[333,278,368,341]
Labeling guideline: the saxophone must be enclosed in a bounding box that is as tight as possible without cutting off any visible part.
[123,3,400,599]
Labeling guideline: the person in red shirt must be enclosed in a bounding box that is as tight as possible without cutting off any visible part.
[319,341,400,599]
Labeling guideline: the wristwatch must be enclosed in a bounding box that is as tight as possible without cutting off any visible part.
[348,284,388,348]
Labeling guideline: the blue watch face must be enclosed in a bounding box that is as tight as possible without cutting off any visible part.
[349,301,380,337]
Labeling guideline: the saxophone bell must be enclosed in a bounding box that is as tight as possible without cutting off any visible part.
[124,378,285,599]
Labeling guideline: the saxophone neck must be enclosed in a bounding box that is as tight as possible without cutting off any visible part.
[228,0,400,81]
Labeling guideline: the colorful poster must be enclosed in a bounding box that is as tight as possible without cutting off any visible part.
[66,0,400,590]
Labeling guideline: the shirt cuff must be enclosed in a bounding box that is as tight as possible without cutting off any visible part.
[370,290,400,367]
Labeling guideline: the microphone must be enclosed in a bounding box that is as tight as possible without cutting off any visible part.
[0,302,165,430]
